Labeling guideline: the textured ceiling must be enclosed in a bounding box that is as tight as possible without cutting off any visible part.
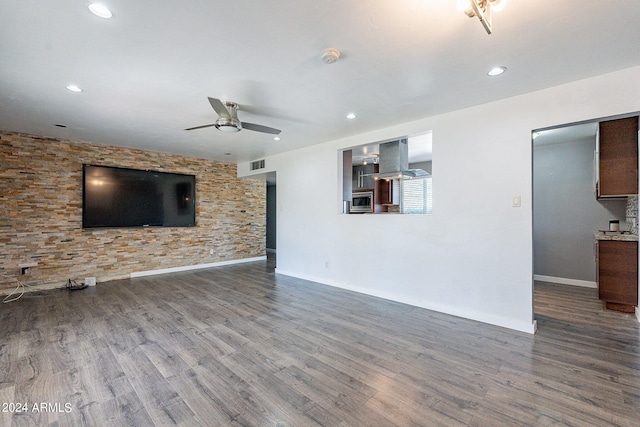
[1,1,639,163]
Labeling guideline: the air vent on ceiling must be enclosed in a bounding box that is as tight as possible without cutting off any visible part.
[250,159,266,171]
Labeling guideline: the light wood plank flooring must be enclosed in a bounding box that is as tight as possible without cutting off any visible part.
[1,262,639,426]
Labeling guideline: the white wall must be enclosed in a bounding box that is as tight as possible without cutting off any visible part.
[239,66,640,334]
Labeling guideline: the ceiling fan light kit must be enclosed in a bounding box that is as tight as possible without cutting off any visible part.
[216,122,241,132]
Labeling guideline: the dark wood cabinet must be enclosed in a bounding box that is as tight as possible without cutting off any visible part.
[377,179,393,205]
[374,179,400,212]
[597,240,638,312]
[597,116,639,198]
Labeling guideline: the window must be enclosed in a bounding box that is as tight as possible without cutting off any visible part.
[401,176,432,214]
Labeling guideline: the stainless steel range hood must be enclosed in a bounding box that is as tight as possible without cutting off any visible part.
[372,138,430,180]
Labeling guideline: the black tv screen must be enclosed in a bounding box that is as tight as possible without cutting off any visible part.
[82,164,196,228]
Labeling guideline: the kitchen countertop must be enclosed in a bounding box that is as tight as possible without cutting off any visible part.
[594,231,639,241]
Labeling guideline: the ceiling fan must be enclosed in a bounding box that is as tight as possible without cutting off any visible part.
[185,97,281,135]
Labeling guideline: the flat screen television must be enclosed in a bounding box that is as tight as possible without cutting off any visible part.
[82,164,196,228]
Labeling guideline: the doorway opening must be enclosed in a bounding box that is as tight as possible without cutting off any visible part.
[532,113,639,326]
[266,171,277,269]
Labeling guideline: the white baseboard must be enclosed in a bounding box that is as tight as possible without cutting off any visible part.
[276,268,537,335]
[131,256,267,278]
[636,306,640,323]
[533,275,597,289]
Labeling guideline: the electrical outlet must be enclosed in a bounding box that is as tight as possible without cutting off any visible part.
[19,262,37,275]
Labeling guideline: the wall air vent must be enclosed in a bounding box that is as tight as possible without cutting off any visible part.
[250,159,266,171]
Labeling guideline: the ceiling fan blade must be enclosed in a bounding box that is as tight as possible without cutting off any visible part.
[242,122,281,135]
[184,123,216,131]
[208,97,231,119]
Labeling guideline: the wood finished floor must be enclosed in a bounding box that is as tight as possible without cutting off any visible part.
[1,261,639,426]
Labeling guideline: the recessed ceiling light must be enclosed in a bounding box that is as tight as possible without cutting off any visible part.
[66,84,83,92]
[346,113,357,119]
[273,136,280,141]
[487,66,507,76]
[87,3,114,19]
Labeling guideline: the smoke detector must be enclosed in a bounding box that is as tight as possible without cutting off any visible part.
[321,48,340,64]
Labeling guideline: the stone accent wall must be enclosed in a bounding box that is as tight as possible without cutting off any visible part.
[0,131,266,293]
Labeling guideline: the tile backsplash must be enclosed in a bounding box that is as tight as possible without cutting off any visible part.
[626,195,638,235]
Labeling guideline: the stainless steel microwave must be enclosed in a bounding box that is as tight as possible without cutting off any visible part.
[351,191,373,213]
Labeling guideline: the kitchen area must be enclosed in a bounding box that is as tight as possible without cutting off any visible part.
[342,133,432,215]
[534,115,639,313]
[593,116,639,313]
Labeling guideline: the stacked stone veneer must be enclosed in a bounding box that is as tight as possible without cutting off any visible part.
[626,195,638,235]
[0,131,266,293]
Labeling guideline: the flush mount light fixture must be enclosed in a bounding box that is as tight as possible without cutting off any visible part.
[346,113,357,120]
[273,136,280,141]
[458,0,506,34]
[87,3,114,19]
[66,84,83,92]
[487,66,507,76]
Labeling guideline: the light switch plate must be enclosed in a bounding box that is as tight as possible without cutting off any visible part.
[512,195,521,207]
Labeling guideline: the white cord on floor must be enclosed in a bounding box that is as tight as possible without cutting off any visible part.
[2,273,70,302]
[3,278,26,303]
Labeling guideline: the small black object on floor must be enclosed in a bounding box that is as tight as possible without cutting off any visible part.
[66,279,88,291]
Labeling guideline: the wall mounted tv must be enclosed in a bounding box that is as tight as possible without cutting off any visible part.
[82,164,196,228]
